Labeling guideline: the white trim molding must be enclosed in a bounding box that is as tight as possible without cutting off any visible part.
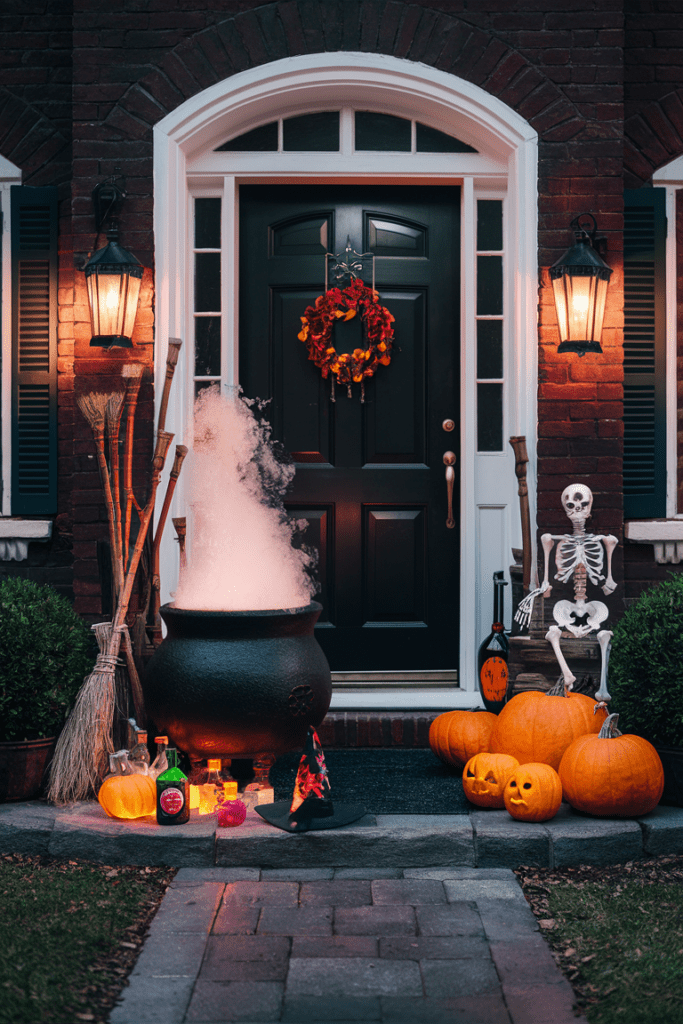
[153,52,539,708]
[0,155,22,518]
[653,155,683,520]
[0,518,52,562]
[625,519,683,565]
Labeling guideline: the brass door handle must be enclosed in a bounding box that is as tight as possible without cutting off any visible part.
[443,451,456,529]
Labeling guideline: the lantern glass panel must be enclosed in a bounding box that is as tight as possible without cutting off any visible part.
[87,270,140,339]
[592,275,609,343]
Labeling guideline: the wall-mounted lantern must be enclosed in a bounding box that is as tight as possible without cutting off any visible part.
[84,175,143,349]
[549,213,612,356]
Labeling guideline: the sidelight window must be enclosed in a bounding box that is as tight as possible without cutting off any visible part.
[475,199,504,453]
[193,197,222,398]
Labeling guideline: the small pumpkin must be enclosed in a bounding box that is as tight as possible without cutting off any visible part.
[504,762,562,822]
[98,773,157,820]
[559,712,664,818]
[489,681,607,771]
[462,752,519,808]
[429,710,498,769]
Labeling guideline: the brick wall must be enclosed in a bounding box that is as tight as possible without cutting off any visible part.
[0,0,634,616]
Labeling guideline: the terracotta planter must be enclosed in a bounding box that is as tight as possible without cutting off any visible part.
[0,736,57,802]
[142,602,331,760]
[656,746,683,807]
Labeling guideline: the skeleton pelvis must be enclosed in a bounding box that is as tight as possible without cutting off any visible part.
[552,598,608,638]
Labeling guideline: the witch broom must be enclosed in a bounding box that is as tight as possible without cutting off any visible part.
[48,345,183,803]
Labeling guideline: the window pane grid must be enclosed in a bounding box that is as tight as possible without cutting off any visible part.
[193,197,222,385]
[475,199,504,453]
[214,110,478,155]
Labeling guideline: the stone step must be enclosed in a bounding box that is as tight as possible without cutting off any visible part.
[1,799,681,870]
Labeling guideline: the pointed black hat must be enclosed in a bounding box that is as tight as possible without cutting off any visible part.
[255,727,366,832]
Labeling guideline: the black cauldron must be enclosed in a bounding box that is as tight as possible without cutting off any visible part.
[142,601,331,760]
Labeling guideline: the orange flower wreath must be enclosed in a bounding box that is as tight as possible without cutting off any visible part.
[298,278,395,401]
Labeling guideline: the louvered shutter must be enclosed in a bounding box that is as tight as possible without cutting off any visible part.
[623,188,667,519]
[10,185,58,514]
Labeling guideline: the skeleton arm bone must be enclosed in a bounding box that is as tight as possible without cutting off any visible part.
[540,533,556,595]
[595,534,618,594]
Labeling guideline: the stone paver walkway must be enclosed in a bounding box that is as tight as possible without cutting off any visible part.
[109,866,586,1024]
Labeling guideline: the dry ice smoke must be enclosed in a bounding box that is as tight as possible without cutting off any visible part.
[173,386,317,611]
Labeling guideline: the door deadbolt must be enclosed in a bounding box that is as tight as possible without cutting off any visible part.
[442,419,455,432]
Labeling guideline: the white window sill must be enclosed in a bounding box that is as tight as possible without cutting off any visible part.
[0,519,52,561]
[625,519,683,565]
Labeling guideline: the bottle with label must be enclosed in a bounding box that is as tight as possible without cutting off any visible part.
[128,730,151,774]
[150,736,169,779]
[477,571,510,714]
[156,748,190,825]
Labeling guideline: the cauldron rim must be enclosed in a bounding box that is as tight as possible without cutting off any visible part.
[160,600,322,619]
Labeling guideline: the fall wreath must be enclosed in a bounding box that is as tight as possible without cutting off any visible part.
[298,278,395,401]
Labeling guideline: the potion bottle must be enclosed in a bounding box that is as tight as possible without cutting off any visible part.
[128,730,151,774]
[150,736,169,779]
[477,571,510,714]
[156,748,190,825]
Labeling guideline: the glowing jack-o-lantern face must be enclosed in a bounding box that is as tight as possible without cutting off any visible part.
[504,762,562,822]
[462,753,519,808]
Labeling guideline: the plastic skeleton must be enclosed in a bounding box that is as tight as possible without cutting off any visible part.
[515,483,618,638]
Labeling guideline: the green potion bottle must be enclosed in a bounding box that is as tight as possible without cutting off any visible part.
[156,748,190,825]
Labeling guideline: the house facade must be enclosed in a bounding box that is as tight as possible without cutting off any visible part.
[1,0,681,716]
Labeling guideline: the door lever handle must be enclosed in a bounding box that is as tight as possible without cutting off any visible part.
[443,451,456,529]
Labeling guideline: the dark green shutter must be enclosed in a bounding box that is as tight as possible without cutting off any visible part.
[623,188,667,519]
[10,185,58,514]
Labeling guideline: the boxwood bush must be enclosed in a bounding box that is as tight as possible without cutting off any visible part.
[609,572,683,748]
[0,578,95,742]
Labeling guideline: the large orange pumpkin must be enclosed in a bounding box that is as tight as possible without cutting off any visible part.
[98,773,157,820]
[489,683,607,771]
[429,710,497,768]
[559,712,664,818]
[462,752,519,808]
[504,762,563,822]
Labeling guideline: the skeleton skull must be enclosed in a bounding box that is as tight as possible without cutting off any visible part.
[561,483,593,527]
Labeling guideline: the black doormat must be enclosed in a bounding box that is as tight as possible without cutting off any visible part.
[231,749,468,815]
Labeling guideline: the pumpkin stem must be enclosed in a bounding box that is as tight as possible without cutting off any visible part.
[598,713,622,739]
[546,678,571,697]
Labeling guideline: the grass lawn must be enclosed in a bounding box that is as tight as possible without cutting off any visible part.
[0,853,175,1024]
[516,854,683,1024]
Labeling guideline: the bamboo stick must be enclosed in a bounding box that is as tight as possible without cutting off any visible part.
[157,338,182,432]
[172,516,187,571]
[509,436,532,592]
[121,363,144,567]
[105,391,125,596]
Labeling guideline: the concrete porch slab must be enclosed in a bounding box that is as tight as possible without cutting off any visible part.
[0,799,681,868]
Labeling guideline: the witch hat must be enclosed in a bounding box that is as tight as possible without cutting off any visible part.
[255,727,366,832]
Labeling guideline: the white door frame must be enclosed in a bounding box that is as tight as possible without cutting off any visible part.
[153,52,539,709]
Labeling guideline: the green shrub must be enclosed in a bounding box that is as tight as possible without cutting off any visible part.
[0,578,95,742]
[609,572,683,748]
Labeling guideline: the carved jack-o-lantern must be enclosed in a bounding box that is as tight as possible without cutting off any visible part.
[504,762,562,822]
[462,752,519,808]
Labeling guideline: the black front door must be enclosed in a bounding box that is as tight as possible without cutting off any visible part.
[240,185,460,671]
